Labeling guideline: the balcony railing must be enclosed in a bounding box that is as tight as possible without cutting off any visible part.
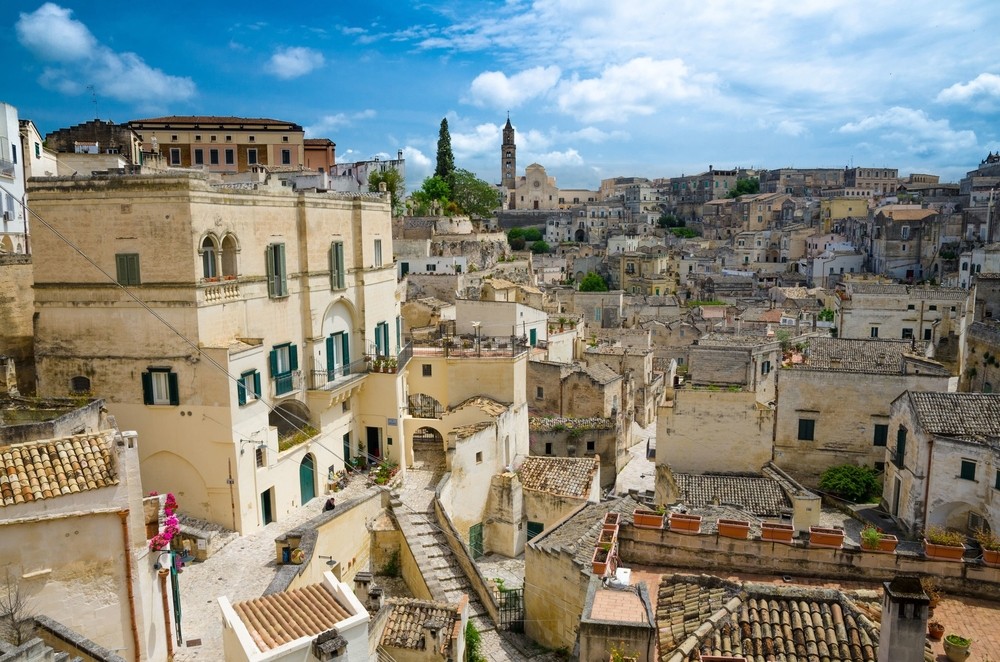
[409,334,529,359]
[273,370,301,397]
[309,356,371,390]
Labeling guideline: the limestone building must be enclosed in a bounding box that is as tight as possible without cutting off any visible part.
[28,171,404,533]
[0,102,27,253]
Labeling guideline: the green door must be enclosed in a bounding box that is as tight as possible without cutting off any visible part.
[469,523,484,559]
[261,489,273,525]
[300,454,316,504]
[529,328,537,346]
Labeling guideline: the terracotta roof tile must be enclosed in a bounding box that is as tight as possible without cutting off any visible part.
[671,473,791,518]
[380,598,461,656]
[0,432,118,507]
[129,115,303,130]
[518,456,599,498]
[232,582,352,651]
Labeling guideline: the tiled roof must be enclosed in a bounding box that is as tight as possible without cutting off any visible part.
[380,597,463,656]
[232,582,352,651]
[581,363,620,384]
[0,432,119,507]
[518,456,599,498]
[908,392,1000,443]
[671,473,791,517]
[848,282,909,295]
[304,138,334,145]
[129,115,303,129]
[795,337,941,374]
[657,574,879,661]
[697,333,773,348]
[876,206,936,221]
[531,496,642,570]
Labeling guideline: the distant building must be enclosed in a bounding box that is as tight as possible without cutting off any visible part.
[43,118,143,166]
[0,102,27,253]
[329,151,405,194]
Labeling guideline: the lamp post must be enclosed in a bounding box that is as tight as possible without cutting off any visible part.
[153,549,193,646]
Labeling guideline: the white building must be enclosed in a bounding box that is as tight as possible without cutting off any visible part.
[0,102,27,253]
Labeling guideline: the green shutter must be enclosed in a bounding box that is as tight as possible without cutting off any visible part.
[237,375,247,406]
[168,372,180,406]
[127,254,140,285]
[266,245,276,297]
[289,344,298,371]
[269,349,278,377]
[253,371,261,398]
[276,244,287,296]
[141,371,154,405]
[116,254,128,284]
[341,333,350,375]
[330,242,345,289]
[336,242,344,288]
[326,335,336,372]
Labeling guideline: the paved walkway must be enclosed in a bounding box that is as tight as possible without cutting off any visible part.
[613,419,657,498]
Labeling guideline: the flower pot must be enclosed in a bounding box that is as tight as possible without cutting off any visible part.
[943,635,971,662]
[924,539,966,562]
[928,622,945,641]
[761,521,794,544]
[669,512,702,534]
[632,508,665,530]
[717,518,750,540]
[809,526,845,549]
[598,529,617,546]
[592,543,616,576]
[983,548,1000,567]
[861,533,898,553]
[603,512,621,529]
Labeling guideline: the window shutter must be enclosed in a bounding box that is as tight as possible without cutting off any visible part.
[341,333,350,375]
[127,254,140,285]
[266,244,276,297]
[237,376,247,406]
[335,242,344,288]
[141,371,154,405]
[329,244,335,289]
[253,371,261,398]
[269,349,278,377]
[116,254,128,284]
[168,372,180,406]
[289,344,298,371]
[326,335,336,372]
[276,244,287,296]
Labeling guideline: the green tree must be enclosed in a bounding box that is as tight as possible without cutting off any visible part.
[657,213,682,229]
[435,118,455,192]
[819,465,881,502]
[579,271,609,292]
[670,227,699,238]
[818,308,835,322]
[523,227,543,242]
[451,168,500,218]
[726,177,760,198]
[367,167,405,216]
[530,240,551,254]
[408,175,452,215]
[507,228,526,250]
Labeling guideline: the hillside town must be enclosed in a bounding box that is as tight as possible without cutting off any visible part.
[4,100,1000,662]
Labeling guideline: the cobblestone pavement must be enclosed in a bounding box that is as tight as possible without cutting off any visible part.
[614,419,656,497]
[172,476,374,661]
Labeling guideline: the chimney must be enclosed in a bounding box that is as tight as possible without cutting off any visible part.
[367,586,384,612]
[878,576,929,662]
[422,621,442,653]
[353,571,373,598]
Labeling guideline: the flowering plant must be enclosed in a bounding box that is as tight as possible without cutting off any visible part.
[149,492,180,551]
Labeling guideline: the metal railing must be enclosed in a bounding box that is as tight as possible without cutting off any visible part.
[309,357,371,390]
[273,370,301,396]
[409,333,529,359]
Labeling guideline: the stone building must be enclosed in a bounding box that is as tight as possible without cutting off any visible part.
[1,102,27,254]
[835,281,967,347]
[28,171,403,533]
[512,163,561,211]
[42,118,143,166]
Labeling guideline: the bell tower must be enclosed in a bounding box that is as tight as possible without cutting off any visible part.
[501,114,516,192]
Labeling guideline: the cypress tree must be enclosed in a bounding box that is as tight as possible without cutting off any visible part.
[435,118,455,192]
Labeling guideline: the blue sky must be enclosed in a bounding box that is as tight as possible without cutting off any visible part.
[6,1,1000,190]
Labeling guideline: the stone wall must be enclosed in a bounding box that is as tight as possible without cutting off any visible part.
[405,273,464,303]
[0,258,35,394]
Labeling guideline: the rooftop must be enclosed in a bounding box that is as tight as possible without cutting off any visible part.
[696,333,775,349]
[907,391,1000,444]
[129,115,303,130]
[0,431,118,507]
[379,597,463,656]
[518,456,599,498]
[790,337,944,375]
[670,472,791,518]
[530,496,642,570]
[231,581,352,651]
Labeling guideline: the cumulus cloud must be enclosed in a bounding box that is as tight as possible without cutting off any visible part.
[532,148,584,167]
[266,46,325,79]
[16,3,195,106]
[467,65,561,108]
[839,107,976,156]
[450,123,502,159]
[775,120,807,137]
[936,73,1000,111]
[555,57,715,122]
[304,110,376,136]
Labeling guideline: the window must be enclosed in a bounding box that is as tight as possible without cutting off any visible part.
[34,142,41,158]
[875,461,886,473]
[210,135,217,142]
[330,241,345,289]
[798,418,815,441]
[281,149,291,165]
[526,521,543,541]
[194,135,202,142]
[900,225,910,240]
[902,328,913,340]
[266,243,287,298]
[375,322,390,356]
[870,327,879,338]
[761,360,772,375]
[225,135,232,142]
[247,148,258,165]
[929,305,937,311]
[475,451,483,464]
[995,469,1000,490]
[873,424,888,447]
[374,239,383,267]
[894,428,907,469]
[422,364,432,377]
[960,459,977,481]
[201,237,217,278]
[142,368,179,405]
[70,375,91,394]
[907,304,915,310]
[194,149,204,165]
[169,148,181,165]
[225,149,235,165]
[238,370,261,406]
[115,253,141,285]
[210,149,219,165]
[586,440,595,452]
[255,446,266,468]
[248,136,256,142]
[544,442,552,455]
[536,386,543,399]
[269,343,298,395]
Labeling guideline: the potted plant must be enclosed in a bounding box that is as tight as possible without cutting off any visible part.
[669,512,702,534]
[717,518,751,540]
[761,521,795,544]
[924,527,966,562]
[592,543,615,576]
[921,577,941,612]
[942,634,971,662]
[928,621,945,641]
[860,524,898,553]
[598,528,617,547]
[974,528,1000,566]
[632,507,665,530]
[385,357,398,374]
[809,526,845,549]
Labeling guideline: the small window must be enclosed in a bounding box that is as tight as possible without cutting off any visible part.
[281,149,291,165]
[902,328,913,339]
[870,327,879,338]
[586,440,595,452]
[536,386,543,399]
[115,253,141,285]
[544,442,552,455]
[247,148,258,165]
[282,136,289,143]
[225,135,232,142]
[210,149,219,165]
[374,239,383,267]
[194,135,202,142]
[210,135,217,142]
[225,149,235,165]
[875,461,886,473]
[995,469,1000,490]
[169,148,181,165]
[929,305,937,311]
[142,368,179,406]
[798,418,815,441]
[422,364,432,377]
[266,243,288,298]
[70,375,91,394]
[238,370,261,406]
[194,149,204,165]
[475,451,483,464]
[873,424,888,447]
[907,304,915,310]
[248,135,256,143]
[255,445,266,468]
[960,459,977,481]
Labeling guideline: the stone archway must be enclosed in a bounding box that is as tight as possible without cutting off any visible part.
[269,400,313,440]
[412,426,445,470]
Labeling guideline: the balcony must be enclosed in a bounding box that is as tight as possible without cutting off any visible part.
[273,370,302,397]
[409,334,529,360]
[0,158,13,179]
[309,356,371,390]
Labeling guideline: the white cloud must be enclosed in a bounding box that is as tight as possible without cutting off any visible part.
[402,145,432,179]
[266,46,325,79]
[532,149,584,167]
[936,73,1000,111]
[304,110,376,136]
[467,65,561,108]
[563,127,628,143]
[450,123,502,159]
[556,57,715,122]
[839,107,976,156]
[775,120,807,137]
[16,3,195,106]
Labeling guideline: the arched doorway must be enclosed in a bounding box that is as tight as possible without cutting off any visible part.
[299,453,316,504]
[575,228,586,242]
[412,426,445,470]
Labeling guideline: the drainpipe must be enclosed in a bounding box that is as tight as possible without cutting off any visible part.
[922,438,934,534]
[158,569,174,661]
[117,510,142,662]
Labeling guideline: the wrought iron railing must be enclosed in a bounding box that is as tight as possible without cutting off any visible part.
[309,357,371,390]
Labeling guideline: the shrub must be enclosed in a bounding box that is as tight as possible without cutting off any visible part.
[926,526,965,546]
[818,465,881,502]
[465,621,485,661]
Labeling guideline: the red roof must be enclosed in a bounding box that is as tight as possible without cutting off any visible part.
[128,116,303,130]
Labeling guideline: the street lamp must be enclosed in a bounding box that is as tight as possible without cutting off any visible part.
[153,549,193,647]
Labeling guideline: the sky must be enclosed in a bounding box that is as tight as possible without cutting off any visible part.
[5,1,1000,190]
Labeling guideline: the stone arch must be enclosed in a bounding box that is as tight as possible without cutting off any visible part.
[143,451,211,521]
[411,425,445,470]
[269,400,313,439]
[220,233,240,277]
[928,500,981,533]
[320,298,359,374]
[575,228,586,242]
[199,233,219,278]
[70,375,91,394]
[0,236,12,253]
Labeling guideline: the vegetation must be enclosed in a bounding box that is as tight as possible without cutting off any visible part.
[451,168,500,219]
[974,527,1000,551]
[818,465,881,502]
[409,175,454,216]
[372,460,399,485]
[925,526,965,546]
[367,167,405,216]
[435,118,455,192]
[465,621,485,661]
[686,300,726,307]
[726,177,760,198]
[670,227,699,239]
[860,524,885,549]
[818,308,835,322]
[656,213,684,229]
[530,240,551,254]
[945,634,971,647]
[278,425,319,452]
[378,549,401,577]
[0,572,35,646]
[609,641,639,662]
[579,271,609,292]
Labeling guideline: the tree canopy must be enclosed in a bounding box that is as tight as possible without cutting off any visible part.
[726,177,760,198]
[579,271,609,292]
[657,213,684,229]
[367,167,405,216]
[451,168,500,219]
[408,176,453,216]
[435,118,455,191]
[530,240,551,254]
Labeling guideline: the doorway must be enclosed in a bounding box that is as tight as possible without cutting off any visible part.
[299,454,316,504]
[366,426,382,462]
[261,488,274,525]
[469,522,484,559]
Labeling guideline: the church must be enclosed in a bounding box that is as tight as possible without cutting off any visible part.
[500,116,561,211]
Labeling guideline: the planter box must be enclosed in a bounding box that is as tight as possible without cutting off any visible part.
[633,508,665,530]
[924,539,966,562]
[669,512,702,534]
[760,521,794,544]
[603,512,621,531]
[983,548,1000,567]
[592,544,616,576]
[598,529,617,546]
[861,534,899,553]
[717,518,751,540]
[809,526,845,549]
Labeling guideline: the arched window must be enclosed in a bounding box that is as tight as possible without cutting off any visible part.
[221,234,239,278]
[70,375,91,394]
[201,236,218,278]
